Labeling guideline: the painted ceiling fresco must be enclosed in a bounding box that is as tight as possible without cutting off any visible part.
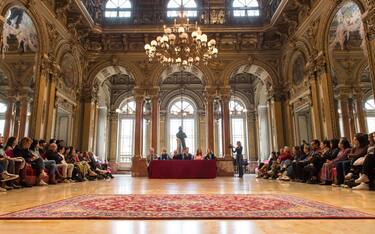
[2,7,38,57]
[329,1,365,52]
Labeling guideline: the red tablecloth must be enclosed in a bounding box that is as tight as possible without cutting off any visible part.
[148,160,217,179]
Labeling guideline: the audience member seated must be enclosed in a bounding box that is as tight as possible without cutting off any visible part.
[194,148,203,160]
[182,147,193,160]
[0,163,19,192]
[13,137,47,186]
[87,152,113,179]
[256,152,277,179]
[268,146,292,179]
[320,138,351,185]
[291,144,310,182]
[343,133,368,183]
[146,147,158,164]
[159,148,171,160]
[303,139,323,184]
[204,148,216,160]
[352,132,375,190]
[280,146,303,181]
[66,147,97,180]
[46,143,69,183]
[30,140,58,184]
[4,137,26,179]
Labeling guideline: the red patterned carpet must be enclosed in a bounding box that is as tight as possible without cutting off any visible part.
[1,194,374,219]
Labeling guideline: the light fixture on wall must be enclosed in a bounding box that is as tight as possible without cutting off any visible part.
[144,1,218,67]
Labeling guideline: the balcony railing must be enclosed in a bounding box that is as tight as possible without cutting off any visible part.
[80,1,283,27]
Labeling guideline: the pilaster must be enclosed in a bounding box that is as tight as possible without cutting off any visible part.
[3,96,15,139]
[149,87,160,152]
[337,88,351,138]
[353,89,366,133]
[205,87,216,151]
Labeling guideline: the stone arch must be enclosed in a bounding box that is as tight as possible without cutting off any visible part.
[112,92,136,110]
[160,89,205,113]
[87,60,142,87]
[231,91,253,111]
[151,64,214,86]
[355,60,370,83]
[221,60,276,87]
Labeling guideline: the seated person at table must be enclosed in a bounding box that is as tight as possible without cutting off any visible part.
[182,147,193,160]
[204,148,216,160]
[172,150,183,160]
[159,148,171,160]
[146,147,158,164]
[194,148,203,160]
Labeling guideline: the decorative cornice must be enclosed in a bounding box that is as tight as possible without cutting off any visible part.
[363,4,375,41]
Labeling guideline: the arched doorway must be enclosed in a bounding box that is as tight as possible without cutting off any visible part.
[159,69,206,155]
[167,96,198,153]
[228,63,273,163]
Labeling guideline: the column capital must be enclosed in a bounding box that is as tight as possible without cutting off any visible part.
[108,111,119,121]
[335,85,351,99]
[352,87,364,99]
[147,87,160,97]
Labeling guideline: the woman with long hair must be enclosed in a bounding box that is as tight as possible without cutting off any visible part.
[352,132,375,190]
[4,137,26,178]
[320,138,351,185]
[232,141,243,178]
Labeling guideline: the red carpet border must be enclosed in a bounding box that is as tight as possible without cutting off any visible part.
[1,194,374,219]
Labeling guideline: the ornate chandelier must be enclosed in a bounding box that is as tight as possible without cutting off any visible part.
[144,12,218,67]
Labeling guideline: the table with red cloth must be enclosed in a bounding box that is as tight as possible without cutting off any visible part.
[148,160,217,179]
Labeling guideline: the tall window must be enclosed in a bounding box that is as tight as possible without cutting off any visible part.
[0,103,6,135]
[117,99,136,163]
[105,0,132,18]
[365,97,375,133]
[230,98,247,156]
[168,97,196,153]
[232,0,260,17]
[167,0,198,18]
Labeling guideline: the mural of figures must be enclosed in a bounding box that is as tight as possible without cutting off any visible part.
[329,1,365,53]
[2,7,38,57]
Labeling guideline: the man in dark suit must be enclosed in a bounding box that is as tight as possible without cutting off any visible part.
[183,147,193,160]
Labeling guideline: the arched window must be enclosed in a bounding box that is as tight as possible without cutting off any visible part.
[232,0,260,17]
[105,0,132,18]
[230,98,248,156]
[168,97,197,153]
[365,97,375,133]
[0,102,7,136]
[116,99,136,163]
[167,0,198,18]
